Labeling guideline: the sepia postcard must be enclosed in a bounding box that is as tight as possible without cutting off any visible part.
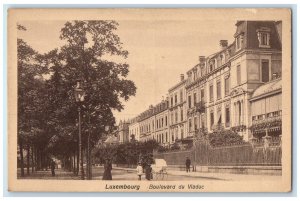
[7,8,292,192]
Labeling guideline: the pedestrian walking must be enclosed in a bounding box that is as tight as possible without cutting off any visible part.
[145,162,152,180]
[136,162,143,180]
[185,156,191,173]
[102,158,112,180]
[51,160,56,177]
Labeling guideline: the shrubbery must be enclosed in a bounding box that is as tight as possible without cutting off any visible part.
[208,129,245,147]
[92,140,159,166]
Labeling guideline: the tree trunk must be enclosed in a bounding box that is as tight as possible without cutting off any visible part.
[26,144,30,175]
[35,148,38,171]
[19,139,25,177]
[88,143,92,180]
[76,150,79,176]
[86,148,89,179]
[31,146,34,173]
[73,152,76,174]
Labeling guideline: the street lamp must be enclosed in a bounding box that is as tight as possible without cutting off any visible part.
[74,79,85,180]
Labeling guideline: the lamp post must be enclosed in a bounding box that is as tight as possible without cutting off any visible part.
[74,80,85,180]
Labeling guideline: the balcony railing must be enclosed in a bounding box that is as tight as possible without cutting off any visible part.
[250,116,282,132]
[195,101,206,113]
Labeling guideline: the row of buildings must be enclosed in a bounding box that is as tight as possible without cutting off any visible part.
[117,21,283,148]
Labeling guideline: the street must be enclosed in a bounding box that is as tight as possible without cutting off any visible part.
[18,166,281,182]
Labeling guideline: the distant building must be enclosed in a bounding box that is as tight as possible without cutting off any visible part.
[152,99,169,146]
[128,117,140,141]
[117,120,130,143]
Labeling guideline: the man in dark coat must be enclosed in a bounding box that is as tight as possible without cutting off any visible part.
[145,163,152,180]
[185,157,191,173]
[50,160,56,176]
[102,159,112,180]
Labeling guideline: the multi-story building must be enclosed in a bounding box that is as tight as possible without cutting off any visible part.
[168,74,188,146]
[117,120,130,143]
[152,99,169,146]
[138,106,154,142]
[186,56,207,138]
[127,20,282,145]
[185,21,282,141]
[128,116,141,141]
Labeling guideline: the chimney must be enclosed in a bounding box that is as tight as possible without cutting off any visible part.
[180,74,184,81]
[199,56,206,64]
[219,40,228,49]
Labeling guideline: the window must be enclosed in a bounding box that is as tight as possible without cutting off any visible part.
[261,60,270,83]
[225,76,230,96]
[166,133,168,142]
[180,90,183,102]
[201,114,205,128]
[161,118,164,127]
[257,30,270,48]
[261,33,269,46]
[180,107,183,121]
[189,119,192,132]
[225,107,230,126]
[175,94,177,105]
[188,95,192,108]
[194,92,197,105]
[165,116,168,126]
[217,109,222,125]
[217,80,221,99]
[209,84,214,102]
[238,102,242,125]
[171,113,173,125]
[210,112,214,128]
[273,111,280,117]
[237,65,241,85]
[194,117,198,130]
[175,110,178,123]
[171,97,173,107]
[181,128,184,139]
[200,89,205,102]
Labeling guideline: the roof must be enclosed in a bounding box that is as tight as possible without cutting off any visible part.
[251,78,282,101]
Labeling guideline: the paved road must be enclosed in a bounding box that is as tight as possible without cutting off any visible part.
[17,167,281,181]
[17,169,78,180]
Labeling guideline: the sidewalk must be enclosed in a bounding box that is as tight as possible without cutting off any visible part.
[113,167,281,181]
[17,168,78,180]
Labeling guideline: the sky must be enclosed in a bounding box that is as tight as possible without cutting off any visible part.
[18,18,238,124]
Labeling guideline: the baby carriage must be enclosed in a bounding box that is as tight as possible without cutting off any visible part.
[151,159,168,180]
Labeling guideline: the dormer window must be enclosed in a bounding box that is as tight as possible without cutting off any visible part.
[235,33,244,50]
[257,27,271,48]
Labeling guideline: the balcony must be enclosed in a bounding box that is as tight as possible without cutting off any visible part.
[195,101,205,113]
[250,116,282,132]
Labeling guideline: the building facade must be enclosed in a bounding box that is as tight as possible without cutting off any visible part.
[152,100,169,146]
[127,20,282,145]
[117,120,130,143]
[168,74,188,146]
[128,117,141,141]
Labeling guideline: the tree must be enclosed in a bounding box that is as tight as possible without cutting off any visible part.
[17,25,48,176]
[44,20,136,179]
